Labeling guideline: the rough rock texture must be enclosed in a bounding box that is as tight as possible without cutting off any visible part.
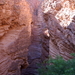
[41,29,50,61]
[42,0,75,59]
[21,0,50,75]
[21,0,75,75]
[0,0,32,75]
[0,0,75,75]
[22,0,75,75]
[20,0,75,74]
[44,13,75,59]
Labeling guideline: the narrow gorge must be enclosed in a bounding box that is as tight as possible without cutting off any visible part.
[0,0,75,75]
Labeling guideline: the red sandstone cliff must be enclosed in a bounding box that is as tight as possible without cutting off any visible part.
[0,0,75,75]
[42,0,75,59]
[0,0,32,75]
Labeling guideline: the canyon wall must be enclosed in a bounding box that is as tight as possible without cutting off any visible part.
[0,0,75,75]
[0,0,32,75]
[41,0,75,59]
[22,0,75,75]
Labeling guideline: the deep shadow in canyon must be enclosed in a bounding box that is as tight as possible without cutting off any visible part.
[21,3,75,74]
[0,0,75,75]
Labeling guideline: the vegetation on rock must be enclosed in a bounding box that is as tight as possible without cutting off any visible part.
[38,53,75,75]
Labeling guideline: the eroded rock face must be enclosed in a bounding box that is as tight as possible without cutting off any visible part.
[1,0,75,75]
[0,0,32,75]
[41,0,75,59]
[21,0,49,75]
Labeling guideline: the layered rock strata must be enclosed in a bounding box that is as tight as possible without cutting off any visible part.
[21,0,50,75]
[42,0,75,59]
[0,0,75,75]
[0,0,32,75]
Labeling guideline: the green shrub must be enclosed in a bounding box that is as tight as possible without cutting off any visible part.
[38,54,75,75]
